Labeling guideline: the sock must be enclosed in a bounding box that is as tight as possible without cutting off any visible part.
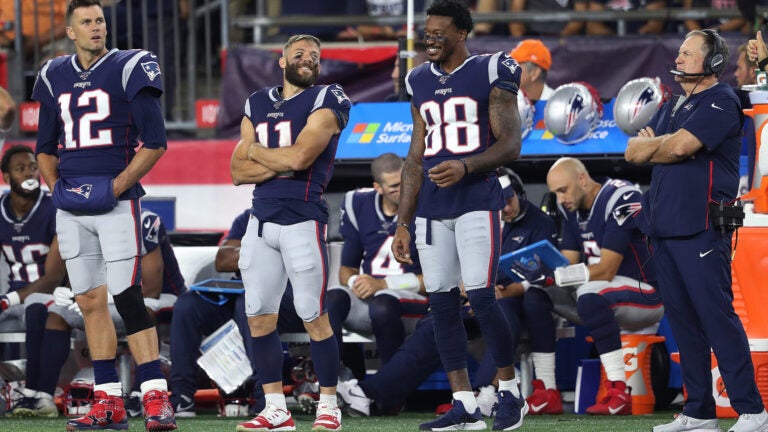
[600,348,627,383]
[20,387,36,398]
[309,334,340,388]
[140,378,168,395]
[498,379,520,397]
[92,359,120,386]
[250,331,284,384]
[532,352,557,389]
[94,382,123,397]
[453,391,478,412]
[37,392,54,401]
[135,359,165,386]
[38,329,71,396]
[319,393,337,407]
[24,303,47,391]
[265,393,287,411]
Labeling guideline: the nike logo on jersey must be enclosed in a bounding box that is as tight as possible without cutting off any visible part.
[710,102,723,111]
[144,219,152,229]
[608,405,626,415]
[622,193,633,200]
[699,249,714,257]
[530,402,548,413]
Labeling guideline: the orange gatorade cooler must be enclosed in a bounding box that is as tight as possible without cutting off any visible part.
[671,341,768,418]
[593,334,666,415]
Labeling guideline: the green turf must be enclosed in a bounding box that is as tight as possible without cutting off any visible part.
[0,411,740,432]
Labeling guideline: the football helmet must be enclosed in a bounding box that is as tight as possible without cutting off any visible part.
[613,77,671,135]
[64,367,94,416]
[544,82,604,144]
[517,90,535,139]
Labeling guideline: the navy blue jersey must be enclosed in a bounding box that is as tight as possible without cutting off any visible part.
[641,82,741,237]
[339,189,421,277]
[0,192,57,292]
[405,52,521,219]
[244,84,351,225]
[140,210,186,296]
[32,49,165,185]
[498,201,558,286]
[226,209,251,242]
[559,179,654,284]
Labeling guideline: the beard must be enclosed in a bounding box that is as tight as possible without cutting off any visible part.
[285,62,318,88]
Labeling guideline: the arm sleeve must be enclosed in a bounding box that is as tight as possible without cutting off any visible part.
[130,88,167,150]
[35,103,61,156]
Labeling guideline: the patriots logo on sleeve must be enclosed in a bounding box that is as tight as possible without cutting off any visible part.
[612,202,642,226]
[141,61,162,81]
[501,57,520,74]
[331,88,349,104]
[66,184,93,199]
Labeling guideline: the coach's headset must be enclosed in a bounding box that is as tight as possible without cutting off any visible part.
[669,29,725,78]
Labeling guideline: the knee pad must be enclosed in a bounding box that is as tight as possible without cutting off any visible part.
[114,285,155,335]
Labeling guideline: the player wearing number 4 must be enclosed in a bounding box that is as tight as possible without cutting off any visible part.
[230,34,351,432]
[32,0,175,430]
[326,153,428,369]
[543,157,664,416]
[392,1,526,430]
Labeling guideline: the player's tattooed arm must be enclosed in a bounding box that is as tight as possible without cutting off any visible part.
[230,117,278,185]
[467,87,521,172]
[393,104,425,265]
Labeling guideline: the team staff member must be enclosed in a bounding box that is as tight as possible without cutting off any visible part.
[626,30,768,432]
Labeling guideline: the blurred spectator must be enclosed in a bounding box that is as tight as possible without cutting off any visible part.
[280,1,346,41]
[0,85,16,133]
[510,39,554,102]
[0,0,67,59]
[682,0,750,34]
[570,0,666,35]
[510,0,572,37]
[338,0,426,41]
[111,0,189,121]
[385,41,428,101]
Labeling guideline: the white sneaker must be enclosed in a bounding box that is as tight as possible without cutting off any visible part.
[236,403,295,431]
[475,385,497,418]
[653,413,721,432]
[730,410,768,432]
[312,403,341,431]
[336,378,371,417]
[36,397,59,417]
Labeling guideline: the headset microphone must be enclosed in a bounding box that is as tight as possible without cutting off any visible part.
[669,69,709,77]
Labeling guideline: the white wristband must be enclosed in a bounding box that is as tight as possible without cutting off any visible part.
[554,263,590,287]
[520,280,531,292]
[384,273,421,292]
[346,275,359,289]
[5,291,21,306]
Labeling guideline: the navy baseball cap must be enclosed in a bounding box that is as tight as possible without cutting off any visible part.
[499,175,517,199]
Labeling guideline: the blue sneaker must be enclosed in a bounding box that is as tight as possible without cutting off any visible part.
[419,400,486,431]
[491,391,528,431]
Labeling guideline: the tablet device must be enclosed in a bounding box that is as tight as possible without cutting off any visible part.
[499,239,569,282]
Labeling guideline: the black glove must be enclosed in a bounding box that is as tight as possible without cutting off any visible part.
[509,255,554,287]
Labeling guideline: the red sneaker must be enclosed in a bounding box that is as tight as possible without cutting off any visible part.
[143,390,177,431]
[236,403,295,431]
[526,379,563,415]
[312,403,341,431]
[586,380,632,415]
[66,391,128,431]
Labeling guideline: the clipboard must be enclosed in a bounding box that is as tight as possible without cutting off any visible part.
[499,239,569,282]
[190,279,244,305]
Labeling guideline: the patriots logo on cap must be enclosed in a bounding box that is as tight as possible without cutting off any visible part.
[612,202,642,226]
[66,184,93,199]
[632,86,656,122]
[141,61,162,81]
[331,88,349,104]
[565,93,585,134]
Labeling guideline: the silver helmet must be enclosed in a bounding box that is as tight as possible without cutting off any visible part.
[613,77,671,135]
[544,82,603,144]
